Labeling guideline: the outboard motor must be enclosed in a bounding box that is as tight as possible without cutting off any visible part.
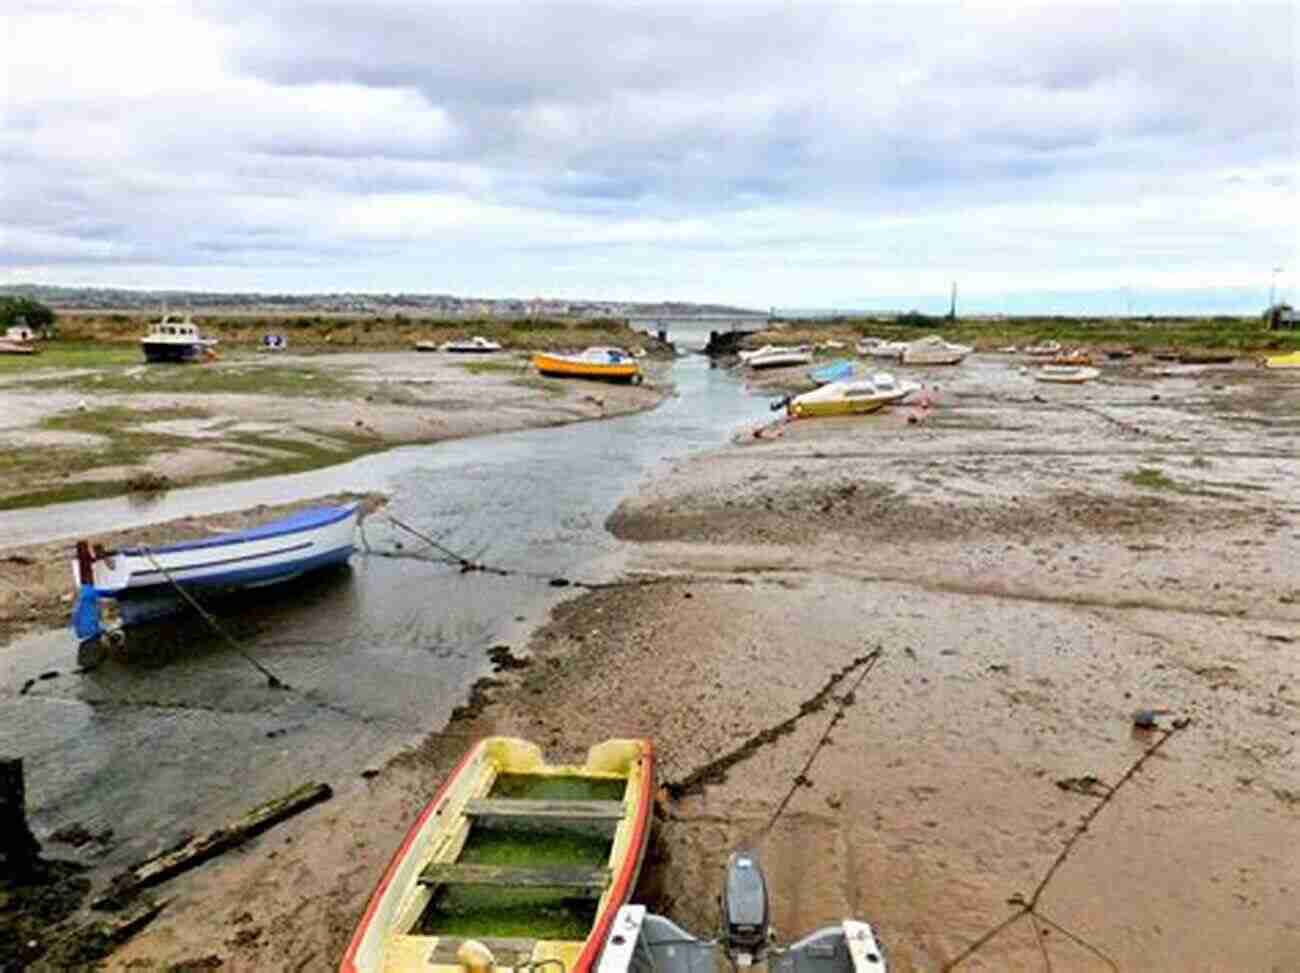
[720,851,770,967]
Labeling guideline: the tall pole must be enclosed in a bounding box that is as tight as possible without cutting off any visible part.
[1270,267,1283,308]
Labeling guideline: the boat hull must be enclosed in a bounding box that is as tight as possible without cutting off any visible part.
[77,505,360,600]
[533,353,641,383]
[340,737,654,973]
[790,397,887,418]
[901,350,967,365]
[808,360,854,385]
[1035,366,1099,383]
[747,352,812,369]
[142,341,206,363]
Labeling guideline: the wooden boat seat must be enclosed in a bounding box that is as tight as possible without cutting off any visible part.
[418,863,610,897]
[464,798,626,834]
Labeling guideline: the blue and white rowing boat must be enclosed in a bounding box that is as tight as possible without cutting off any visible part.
[71,504,360,640]
[808,359,855,386]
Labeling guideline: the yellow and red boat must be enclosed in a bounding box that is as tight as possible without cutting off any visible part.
[532,347,642,383]
[340,737,654,973]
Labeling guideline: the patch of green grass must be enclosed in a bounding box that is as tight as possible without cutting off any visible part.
[0,405,209,494]
[766,316,1300,354]
[1123,466,1183,492]
[20,363,360,397]
[459,360,527,375]
[0,341,139,374]
[0,480,150,511]
[1122,465,1252,500]
[511,376,569,397]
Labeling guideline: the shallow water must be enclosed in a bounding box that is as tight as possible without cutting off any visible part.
[0,352,769,869]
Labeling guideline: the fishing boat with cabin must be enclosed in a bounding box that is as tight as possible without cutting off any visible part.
[140,312,218,363]
[340,737,654,973]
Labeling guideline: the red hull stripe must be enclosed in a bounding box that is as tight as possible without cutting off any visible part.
[338,740,655,973]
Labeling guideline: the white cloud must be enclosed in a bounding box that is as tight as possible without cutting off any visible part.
[1,1,1294,308]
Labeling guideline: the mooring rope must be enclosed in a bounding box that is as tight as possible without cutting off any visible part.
[139,547,291,690]
[760,647,883,837]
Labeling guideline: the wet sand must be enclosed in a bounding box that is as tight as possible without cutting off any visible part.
[40,357,1300,970]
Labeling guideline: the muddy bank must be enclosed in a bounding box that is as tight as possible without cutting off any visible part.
[0,349,667,510]
[89,357,1300,970]
[0,493,381,647]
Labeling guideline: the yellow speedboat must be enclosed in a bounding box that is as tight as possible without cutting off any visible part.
[788,373,919,418]
[1265,351,1300,369]
[533,347,642,383]
[340,737,654,973]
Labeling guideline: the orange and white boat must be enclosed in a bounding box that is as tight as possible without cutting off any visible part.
[340,737,654,973]
[533,347,642,383]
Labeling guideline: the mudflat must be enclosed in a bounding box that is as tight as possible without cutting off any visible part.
[26,356,1300,970]
[0,348,665,511]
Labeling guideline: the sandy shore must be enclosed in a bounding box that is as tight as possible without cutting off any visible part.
[15,356,1300,970]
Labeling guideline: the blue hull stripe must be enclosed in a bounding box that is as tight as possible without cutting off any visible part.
[129,540,314,580]
[107,545,354,599]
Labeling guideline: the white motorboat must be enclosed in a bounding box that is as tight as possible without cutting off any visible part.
[787,371,920,417]
[141,313,218,363]
[436,335,502,353]
[1035,365,1100,384]
[900,335,970,365]
[744,345,813,369]
[1024,340,1063,358]
[855,337,907,359]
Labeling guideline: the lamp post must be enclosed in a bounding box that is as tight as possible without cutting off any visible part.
[1270,266,1284,308]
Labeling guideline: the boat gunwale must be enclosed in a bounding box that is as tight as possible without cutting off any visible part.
[338,738,655,973]
[111,504,358,557]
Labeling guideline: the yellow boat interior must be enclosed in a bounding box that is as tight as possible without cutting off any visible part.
[353,738,651,973]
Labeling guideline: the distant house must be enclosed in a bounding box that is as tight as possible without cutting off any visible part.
[1265,303,1297,329]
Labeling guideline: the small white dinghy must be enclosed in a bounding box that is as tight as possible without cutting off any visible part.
[1035,365,1100,384]
[743,345,813,369]
[856,337,908,359]
[900,335,970,365]
[438,336,502,353]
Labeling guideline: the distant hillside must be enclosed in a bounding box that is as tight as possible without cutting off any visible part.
[0,283,760,319]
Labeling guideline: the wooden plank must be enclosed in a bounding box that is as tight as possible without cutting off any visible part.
[92,782,332,909]
[465,798,626,821]
[418,862,609,896]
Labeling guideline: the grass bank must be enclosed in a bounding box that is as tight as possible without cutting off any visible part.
[764,314,1300,354]
[51,311,667,353]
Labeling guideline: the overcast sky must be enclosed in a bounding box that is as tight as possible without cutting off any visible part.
[2,1,1295,311]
